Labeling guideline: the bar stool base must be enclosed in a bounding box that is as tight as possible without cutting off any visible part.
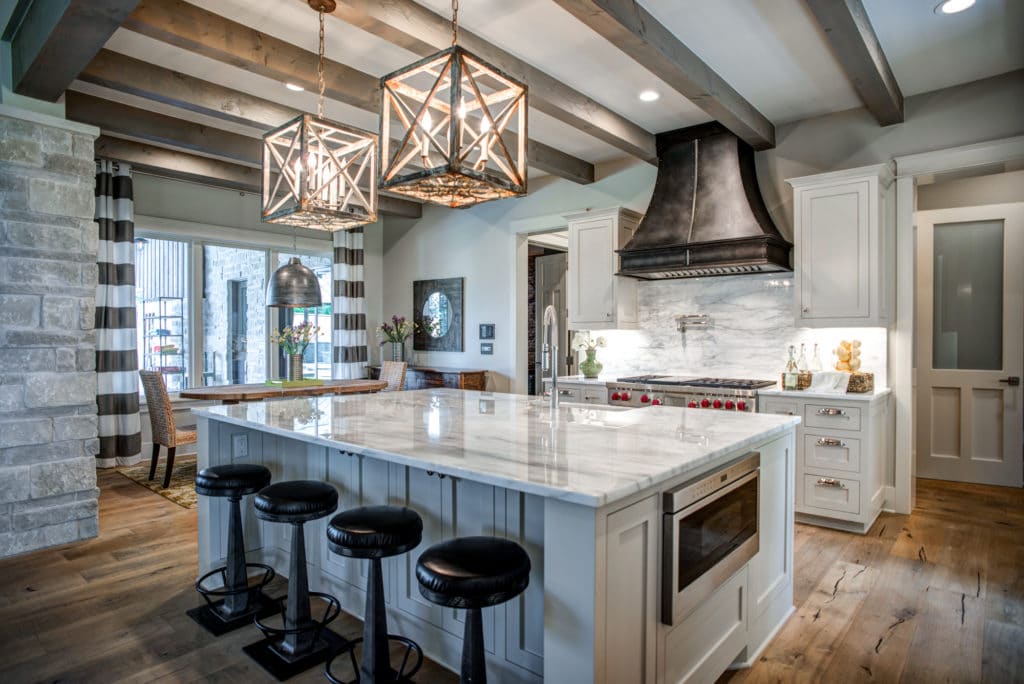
[186,589,278,636]
[243,628,348,682]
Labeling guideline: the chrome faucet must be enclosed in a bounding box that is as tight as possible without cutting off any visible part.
[542,304,559,410]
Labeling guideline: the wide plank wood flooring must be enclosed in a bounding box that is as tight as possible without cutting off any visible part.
[0,474,1020,683]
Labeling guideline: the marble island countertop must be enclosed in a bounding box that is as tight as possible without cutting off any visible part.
[195,389,799,508]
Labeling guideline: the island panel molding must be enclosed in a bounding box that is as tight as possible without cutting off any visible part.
[413,277,465,352]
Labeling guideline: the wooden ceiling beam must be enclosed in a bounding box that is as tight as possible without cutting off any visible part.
[550,0,775,150]
[75,96,422,219]
[804,0,904,126]
[6,0,140,101]
[328,0,656,163]
[120,0,593,184]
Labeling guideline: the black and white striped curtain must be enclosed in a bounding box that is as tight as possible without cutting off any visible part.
[95,160,142,467]
[332,227,368,379]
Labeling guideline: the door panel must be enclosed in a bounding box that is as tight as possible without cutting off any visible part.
[534,252,569,393]
[916,204,1024,486]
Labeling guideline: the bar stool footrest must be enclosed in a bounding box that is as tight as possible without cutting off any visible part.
[244,627,348,682]
[324,634,424,684]
[187,563,278,636]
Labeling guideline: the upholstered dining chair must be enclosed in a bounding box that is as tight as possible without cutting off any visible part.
[379,361,407,392]
[139,370,197,489]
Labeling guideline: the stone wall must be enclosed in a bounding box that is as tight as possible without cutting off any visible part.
[0,105,101,558]
[202,245,267,385]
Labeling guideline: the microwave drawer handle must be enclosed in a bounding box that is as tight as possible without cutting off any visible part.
[815,477,846,489]
[816,438,846,448]
[670,468,759,518]
[816,407,848,418]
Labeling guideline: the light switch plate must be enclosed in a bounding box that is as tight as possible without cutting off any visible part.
[480,342,493,355]
[232,434,248,459]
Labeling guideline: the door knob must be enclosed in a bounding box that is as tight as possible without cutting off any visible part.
[999,376,1021,386]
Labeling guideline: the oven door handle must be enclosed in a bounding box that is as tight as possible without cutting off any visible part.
[669,468,759,520]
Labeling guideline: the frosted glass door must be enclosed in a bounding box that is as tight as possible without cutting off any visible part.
[917,205,1024,487]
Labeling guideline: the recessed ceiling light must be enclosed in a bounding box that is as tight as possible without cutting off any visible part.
[285,82,305,91]
[935,0,975,14]
[639,90,660,102]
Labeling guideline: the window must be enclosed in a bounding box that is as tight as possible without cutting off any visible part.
[136,237,191,392]
[134,234,332,392]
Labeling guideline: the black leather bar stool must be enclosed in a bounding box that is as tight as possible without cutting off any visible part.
[188,463,276,636]
[244,480,345,681]
[416,537,531,684]
[324,506,425,684]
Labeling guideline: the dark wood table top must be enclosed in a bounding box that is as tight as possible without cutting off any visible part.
[179,379,387,404]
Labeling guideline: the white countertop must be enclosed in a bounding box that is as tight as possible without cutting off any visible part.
[759,386,891,402]
[194,389,799,508]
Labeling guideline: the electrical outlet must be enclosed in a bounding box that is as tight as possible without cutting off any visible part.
[232,434,248,459]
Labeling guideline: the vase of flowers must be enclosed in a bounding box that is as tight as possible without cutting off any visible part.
[378,315,416,362]
[572,331,607,379]
[270,321,320,381]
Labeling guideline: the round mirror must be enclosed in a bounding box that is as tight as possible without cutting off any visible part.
[422,291,452,338]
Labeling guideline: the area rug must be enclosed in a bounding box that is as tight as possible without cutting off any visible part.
[115,453,198,509]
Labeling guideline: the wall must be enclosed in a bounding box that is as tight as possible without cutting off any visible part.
[382,71,1023,391]
[0,105,101,558]
[917,168,1024,210]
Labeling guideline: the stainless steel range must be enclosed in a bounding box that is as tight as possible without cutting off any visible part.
[606,375,776,412]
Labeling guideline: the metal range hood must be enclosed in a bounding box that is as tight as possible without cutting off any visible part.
[618,123,792,279]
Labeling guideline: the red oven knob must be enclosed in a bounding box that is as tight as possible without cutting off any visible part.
[712,399,723,409]
[651,398,662,406]
[688,401,698,408]
[700,398,710,408]
[737,400,748,412]
[725,400,735,410]
[640,394,650,403]
[621,392,631,401]
[610,392,621,401]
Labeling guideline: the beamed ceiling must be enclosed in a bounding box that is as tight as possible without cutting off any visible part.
[7,0,1021,204]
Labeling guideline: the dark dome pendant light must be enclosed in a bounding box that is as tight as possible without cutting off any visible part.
[266,256,322,309]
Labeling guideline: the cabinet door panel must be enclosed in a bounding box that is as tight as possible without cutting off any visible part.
[505,492,545,675]
[322,454,390,589]
[800,182,870,320]
[394,467,447,627]
[749,436,791,620]
[571,220,614,325]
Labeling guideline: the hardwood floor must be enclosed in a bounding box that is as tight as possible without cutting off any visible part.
[0,474,1020,683]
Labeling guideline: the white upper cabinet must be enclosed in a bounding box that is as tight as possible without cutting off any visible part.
[788,164,895,327]
[566,207,641,330]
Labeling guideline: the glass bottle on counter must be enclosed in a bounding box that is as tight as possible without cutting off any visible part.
[796,343,808,372]
[810,343,823,372]
[783,345,798,389]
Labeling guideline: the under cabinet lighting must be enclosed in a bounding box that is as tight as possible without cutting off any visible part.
[935,0,975,14]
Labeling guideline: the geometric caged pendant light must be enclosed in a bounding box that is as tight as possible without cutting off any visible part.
[378,0,527,208]
[262,0,378,231]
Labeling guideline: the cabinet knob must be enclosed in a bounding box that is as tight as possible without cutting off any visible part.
[802,307,810,313]
[606,312,612,318]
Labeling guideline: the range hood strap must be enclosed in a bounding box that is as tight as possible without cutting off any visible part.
[687,139,699,245]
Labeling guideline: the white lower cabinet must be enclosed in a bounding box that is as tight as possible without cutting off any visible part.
[760,391,892,533]
[542,379,609,405]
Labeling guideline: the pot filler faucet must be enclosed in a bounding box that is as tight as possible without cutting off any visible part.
[542,304,559,410]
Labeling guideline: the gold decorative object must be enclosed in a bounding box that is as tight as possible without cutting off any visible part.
[379,0,527,207]
[261,1,378,230]
[847,372,875,393]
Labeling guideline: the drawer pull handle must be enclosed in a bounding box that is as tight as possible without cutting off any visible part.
[816,477,846,489]
[558,389,574,396]
[816,438,847,448]
[816,408,848,418]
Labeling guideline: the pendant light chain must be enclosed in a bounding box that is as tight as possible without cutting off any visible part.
[317,9,326,118]
[451,0,459,46]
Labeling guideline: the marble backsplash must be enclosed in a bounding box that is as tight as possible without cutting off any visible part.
[586,274,888,387]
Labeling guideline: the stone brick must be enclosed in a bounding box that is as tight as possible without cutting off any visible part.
[24,372,95,408]
[72,134,95,159]
[13,498,97,531]
[0,510,10,534]
[84,438,99,456]
[0,385,23,412]
[53,415,97,442]
[0,256,80,289]
[0,294,39,327]
[76,349,95,371]
[80,221,98,259]
[0,418,52,449]
[0,519,85,558]
[43,154,94,177]
[28,178,94,219]
[0,466,30,503]
[30,457,95,498]
[42,296,78,330]
[0,172,28,193]
[0,440,84,466]
[2,221,82,253]
[55,348,76,372]
[1,138,42,166]
[79,298,95,330]
[80,262,97,287]
[38,128,72,155]
[5,329,93,347]
[0,348,54,372]
[0,117,39,142]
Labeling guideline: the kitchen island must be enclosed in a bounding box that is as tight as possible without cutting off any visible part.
[194,389,799,683]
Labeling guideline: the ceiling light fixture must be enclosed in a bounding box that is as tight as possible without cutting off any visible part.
[639,90,660,102]
[935,0,975,14]
[378,0,528,208]
[285,82,305,91]
[261,0,378,232]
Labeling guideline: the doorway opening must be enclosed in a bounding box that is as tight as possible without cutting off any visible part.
[527,231,570,395]
[913,165,1024,488]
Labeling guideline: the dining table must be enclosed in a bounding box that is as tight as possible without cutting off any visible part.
[178,379,388,404]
